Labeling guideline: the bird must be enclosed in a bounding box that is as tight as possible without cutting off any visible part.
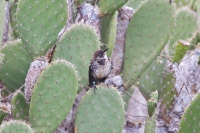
[88,48,113,93]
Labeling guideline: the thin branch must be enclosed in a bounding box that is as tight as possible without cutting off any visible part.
[0,84,24,101]
[124,90,147,106]
[159,54,173,62]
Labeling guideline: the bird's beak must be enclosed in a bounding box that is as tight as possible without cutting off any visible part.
[104,48,109,52]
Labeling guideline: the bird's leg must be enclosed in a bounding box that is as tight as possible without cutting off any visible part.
[93,81,97,94]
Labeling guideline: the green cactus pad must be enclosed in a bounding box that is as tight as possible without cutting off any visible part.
[99,0,128,16]
[52,24,100,91]
[100,11,118,56]
[0,0,5,42]
[75,85,124,133]
[173,40,190,63]
[0,120,34,133]
[30,60,78,133]
[10,1,20,38]
[147,91,158,117]
[121,0,174,89]
[144,112,156,133]
[160,72,177,112]
[16,0,68,58]
[0,39,32,92]
[139,58,166,99]
[11,90,29,120]
[0,106,10,125]
[178,93,200,133]
[125,0,144,9]
[169,8,197,53]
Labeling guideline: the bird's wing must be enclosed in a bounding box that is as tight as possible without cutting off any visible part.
[88,63,96,88]
[100,60,113,82]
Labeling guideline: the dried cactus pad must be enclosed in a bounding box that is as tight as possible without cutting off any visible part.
[75,85,124,133]
[30,60,78,133]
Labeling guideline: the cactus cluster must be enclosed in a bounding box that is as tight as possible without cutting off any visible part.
[0,0,200,132]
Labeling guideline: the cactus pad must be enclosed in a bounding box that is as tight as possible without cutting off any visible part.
[178,93,200,133]
[10,1,20,38]
[100,11,118,56]
[0,39,32,92]
[75,0,87,6]
[144,112,156,133]
[125,0,144,9]
[121,0,174,89]
[16,0,68,57]
[99,0,128,16]
[0,120,34,133]
[0,0,5,43]
[147,91,158,117]
[30,60,78,133]
[52,24,100,91]
[139,58,166,99]
[75,85,124,133]
[170,8,197,52]
[160,72,177,112]
[11,90,29,120]
[173,40,190,63]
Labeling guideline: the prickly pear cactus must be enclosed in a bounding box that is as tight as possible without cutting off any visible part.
[139,58,166,99]
[160,72,178,112]
[11,91,29,120]
[100,11,118,56]
[170,8,198,52]
[10,1,19,38]
[121,0,174,89]
[178,93,200,133]
[147,91,158,117]
[0,39,32,92]
[16,0,68,57]
[99,0,128,16]
[75,85,124,133]
[29,60,78,133]
[173,0,190,7]
[52,24,100,91]
[173,40,190,63]
[0,120,34,133]
[125,0,144,9]
[145,112,156,133]
[0,0,5,43]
